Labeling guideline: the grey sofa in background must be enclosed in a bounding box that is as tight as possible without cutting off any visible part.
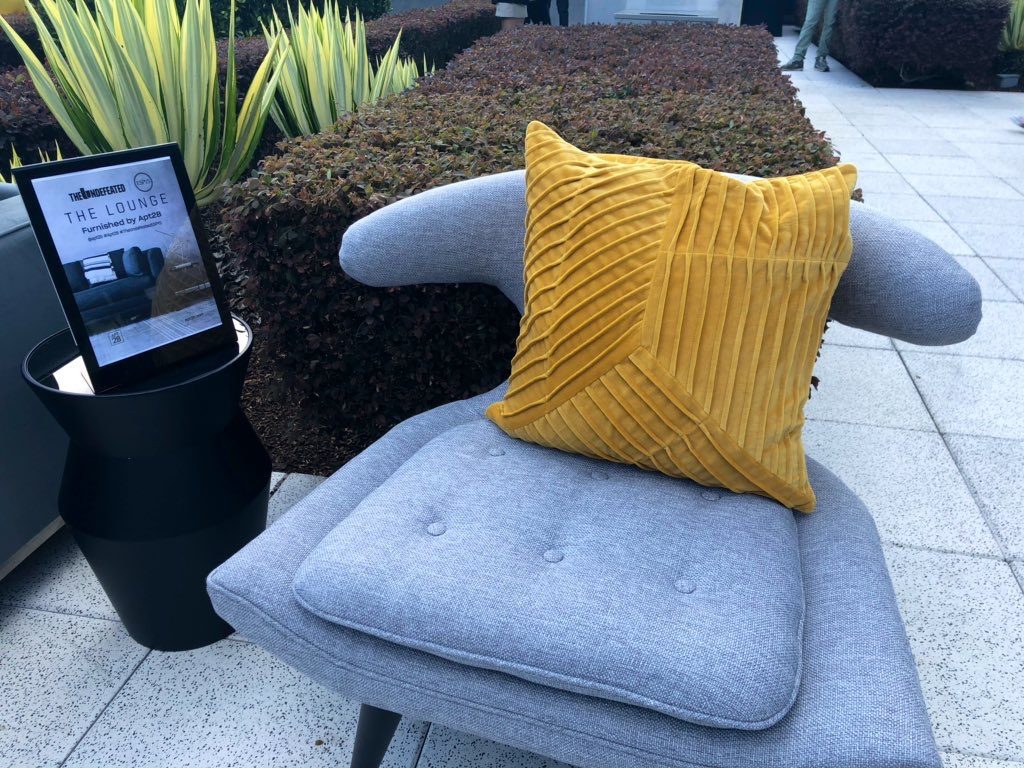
[0,184,68,579]
[209,171,982,768]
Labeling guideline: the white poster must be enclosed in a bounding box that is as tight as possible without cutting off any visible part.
[31,157,221,367]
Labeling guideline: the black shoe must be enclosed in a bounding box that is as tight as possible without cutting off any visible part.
[780,57,804,71]
[814,56,830,72]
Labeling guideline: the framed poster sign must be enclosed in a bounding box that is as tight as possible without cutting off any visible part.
[15,144,236,393]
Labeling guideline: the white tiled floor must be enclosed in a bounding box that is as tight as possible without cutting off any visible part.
[777,28,1024,768]
[2,27,1024,768]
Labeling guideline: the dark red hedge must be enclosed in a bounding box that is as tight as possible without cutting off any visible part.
[220,24,838,449]
[792,0,1009,88]
[0,67,76,167]
[0,13,42,68]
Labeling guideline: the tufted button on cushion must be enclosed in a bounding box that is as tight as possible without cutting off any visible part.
[674,577,697,594]
[292,419,805,731]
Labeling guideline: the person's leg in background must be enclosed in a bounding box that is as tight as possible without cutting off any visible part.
[556,0,568,25]
[495,1,528,29]
[527,0,552,24]
[781,0,825,70]
[814,0,842,70]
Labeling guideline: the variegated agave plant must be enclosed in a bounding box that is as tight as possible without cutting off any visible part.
[1003,0,1024,51]
[262,2,425,138]
[0,0,288,205]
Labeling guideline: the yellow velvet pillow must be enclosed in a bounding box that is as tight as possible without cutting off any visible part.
[486,122,857,512]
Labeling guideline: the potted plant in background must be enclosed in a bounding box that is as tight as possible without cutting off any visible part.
[997,0,1024,88]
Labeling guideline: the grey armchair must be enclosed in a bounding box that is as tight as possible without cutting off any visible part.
[0,185,68,579]
[209,170,981,768]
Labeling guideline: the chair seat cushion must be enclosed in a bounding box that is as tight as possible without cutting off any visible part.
[291,419,804,730]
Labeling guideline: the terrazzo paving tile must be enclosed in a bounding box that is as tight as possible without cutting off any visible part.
[859,124,933,143]
[901,352,1024,440]
[955,144,1024,178]
[61,640,428,768]
[894,302,1024,360]
[884,547,1024,760]
[267,473,328,526]
[915,109,998,129]
[867,138,967,157]
[945,435,1024,560]
[854,171,916,194]
[805,346,935,431]
[953,257,1016,302]
[270,471,287,493]
[804,421,997,555]
[985,258,1024,301]
[826,136,877,155]
[950,223,1024,259]
[0,607,147,767]
[904,175,1023,200]
[823,321,892,349]
[942,753,1023,768]
[882,154,993,178]
[417,726,571,768]
[842,109,921,126]
[924,196,1024,225]
[834,150,894,172]
[0,527,117,622]
[902,221,974,256]
[818,123,864,141]
[937,126,1024,145]
[862,193,941,221]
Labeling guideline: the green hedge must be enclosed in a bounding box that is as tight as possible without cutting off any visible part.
[220,23,838,448]
[794,0,1010,87]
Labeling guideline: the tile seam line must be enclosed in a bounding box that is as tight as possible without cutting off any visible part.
[891,347,1015,568]
[884,540,1005,562]
[410,722,432,768]
[943,746,1024,765]
[858,134,965,225]
[890,349,1024,364]
[805,415,937,434]
[0,602,120,624]
[57,648,151,767]
[978,255,1024,302]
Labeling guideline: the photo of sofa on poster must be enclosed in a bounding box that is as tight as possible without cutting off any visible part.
[61,231,219,366]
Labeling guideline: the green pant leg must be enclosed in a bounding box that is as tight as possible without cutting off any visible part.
[816,0,842,59]
[793,0,827,60]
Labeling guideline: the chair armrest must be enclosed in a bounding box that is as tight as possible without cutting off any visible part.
[339,172,983,346]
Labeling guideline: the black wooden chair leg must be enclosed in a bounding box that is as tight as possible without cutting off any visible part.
[350,704,402,768]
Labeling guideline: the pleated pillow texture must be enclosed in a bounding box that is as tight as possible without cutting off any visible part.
[485,122,857,512]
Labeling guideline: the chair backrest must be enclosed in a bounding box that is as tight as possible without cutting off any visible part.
[341,170,981,346]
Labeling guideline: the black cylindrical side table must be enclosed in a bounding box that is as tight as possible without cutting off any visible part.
[23,317,271,651]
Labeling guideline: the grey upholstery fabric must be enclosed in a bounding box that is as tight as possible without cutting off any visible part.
[835,203,981,345]
[340,170,981,345]
[292,419,804,730]
[208,387,939,768]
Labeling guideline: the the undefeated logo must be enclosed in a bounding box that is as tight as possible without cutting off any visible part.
[68,183,127,202]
